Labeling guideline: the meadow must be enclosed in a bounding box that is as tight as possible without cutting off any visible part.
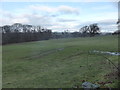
[2,35,119,88]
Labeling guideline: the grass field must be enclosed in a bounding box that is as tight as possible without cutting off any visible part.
[2,35,119,88]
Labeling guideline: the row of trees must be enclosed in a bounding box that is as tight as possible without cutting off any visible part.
[0,23,102,44]
[1,23,52,45]
[52,23,100,39]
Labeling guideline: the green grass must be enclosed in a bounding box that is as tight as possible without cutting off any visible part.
[2,35,119,88]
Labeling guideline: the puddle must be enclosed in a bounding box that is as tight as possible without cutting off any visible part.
[91,50,120,56]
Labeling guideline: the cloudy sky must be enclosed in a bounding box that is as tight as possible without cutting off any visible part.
[0,2,118,32]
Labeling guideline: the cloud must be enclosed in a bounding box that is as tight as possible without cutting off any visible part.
[57,5,79,15]
[0,3,117,33]
[0,9,118,32]
[101,24,118,32]
[0,4,80,30]
[29,5,80,15]
[0,9,29,25]
[76,19,118,32]
[98,19,118,32]
[58,18,78,22]
[12,18,29,24]
[98,19,117,25]
[49,24,76,32]
[0,8,55,26]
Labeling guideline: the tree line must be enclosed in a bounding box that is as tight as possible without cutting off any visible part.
[1,23,101,45]
[52,23,100,39]
[1,23,52,45]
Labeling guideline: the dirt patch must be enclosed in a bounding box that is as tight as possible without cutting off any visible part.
[104,71,118,80]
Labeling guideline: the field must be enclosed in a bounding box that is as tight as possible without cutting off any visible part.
[2,35,119,88]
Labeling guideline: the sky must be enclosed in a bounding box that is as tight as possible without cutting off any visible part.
[0,2,118,32]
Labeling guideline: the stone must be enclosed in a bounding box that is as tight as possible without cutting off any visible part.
[82,82,100,89]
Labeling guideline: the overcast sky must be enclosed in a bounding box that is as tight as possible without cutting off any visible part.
[0,2,118,32]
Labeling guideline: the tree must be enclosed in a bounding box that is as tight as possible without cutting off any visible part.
[112,19,120,35]
[2,23,52,45]
[80,26,89,37]
[2,25,11,44]
[117,19,120,31]
[71,32,81,37]
[80,23,100,37]
[88,23,100,37]
[117,19,120,24]
[3,25,11,33]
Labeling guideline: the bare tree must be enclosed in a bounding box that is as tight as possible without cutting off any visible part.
[88,23,100,37]
[80,23,100,37]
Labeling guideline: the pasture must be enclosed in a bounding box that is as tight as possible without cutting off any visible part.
[2,35,119,88]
